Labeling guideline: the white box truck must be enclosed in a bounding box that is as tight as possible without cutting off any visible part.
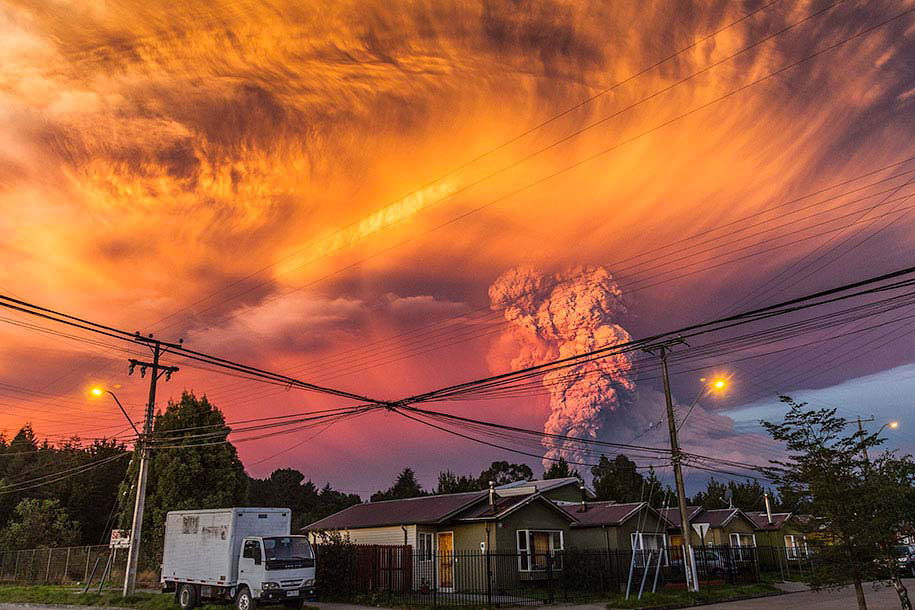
[161,508,316,610]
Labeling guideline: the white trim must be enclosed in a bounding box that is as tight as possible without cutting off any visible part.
[516,529,564,572]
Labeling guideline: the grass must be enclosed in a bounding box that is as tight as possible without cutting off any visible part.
[0,585,317,610]
[605,582,782,609]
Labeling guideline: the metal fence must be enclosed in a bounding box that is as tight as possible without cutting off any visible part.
[315,544,768,606]
[0,545,127,587]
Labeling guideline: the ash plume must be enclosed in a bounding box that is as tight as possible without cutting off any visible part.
[488,266,634,468]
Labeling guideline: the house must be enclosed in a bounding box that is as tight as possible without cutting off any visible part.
[746,511,811,562]
[557,501,673,552]
[306,480,583,591]
[660,507,759,548]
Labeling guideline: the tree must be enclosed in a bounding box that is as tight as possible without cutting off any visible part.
[689,477,770,512]
[477,461,533,487]
[371,468,425,502]
[248,468,320,530]
[592,455,645,502]
[762,396,915,610]
[543,457,581,481]
[435,470,481,494]
[122,392,248,565]
[0,498,79,550]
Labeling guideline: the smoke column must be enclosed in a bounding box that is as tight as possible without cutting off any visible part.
[488,266,634,469]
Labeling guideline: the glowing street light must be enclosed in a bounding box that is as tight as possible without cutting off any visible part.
[678,374,731,430]
[90,386,140,437]
[712,379,727,390]
[889,421,899,429]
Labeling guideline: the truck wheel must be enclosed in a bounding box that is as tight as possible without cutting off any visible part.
[177,584,198,610]
[235,587,257,610]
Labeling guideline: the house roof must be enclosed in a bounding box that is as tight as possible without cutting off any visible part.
[659,506,703,529]
[458,493,577,523]
[305,491,487,530]
[495,477,593,497]
[745,511,793,531]
[556,501,673,528]
[695,508,743,528]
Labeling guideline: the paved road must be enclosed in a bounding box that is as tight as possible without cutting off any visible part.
[686,579,914,610]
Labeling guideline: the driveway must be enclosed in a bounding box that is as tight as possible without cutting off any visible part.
[685,579,915,610]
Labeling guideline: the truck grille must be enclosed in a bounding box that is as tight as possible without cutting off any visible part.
[280,579,301,588]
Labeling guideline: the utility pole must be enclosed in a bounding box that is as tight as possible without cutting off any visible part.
[123,339,179,596]
[645,339,697,593]
[856,415,875,462]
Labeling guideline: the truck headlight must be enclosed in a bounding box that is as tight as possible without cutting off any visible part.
[303,579,315,587]
[261,582,280,590]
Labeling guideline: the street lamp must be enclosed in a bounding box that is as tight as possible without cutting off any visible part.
[678,375,730,430]
[90,387,140,437]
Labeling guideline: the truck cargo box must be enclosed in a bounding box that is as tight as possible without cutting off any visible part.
[161,508,291,587]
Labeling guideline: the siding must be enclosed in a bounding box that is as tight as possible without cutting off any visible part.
[321,525,416,547]
[567,509,668,550]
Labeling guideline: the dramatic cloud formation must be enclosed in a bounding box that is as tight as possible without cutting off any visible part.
[1,0,914,490]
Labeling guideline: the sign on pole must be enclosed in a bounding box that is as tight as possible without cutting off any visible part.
[110,529,130,549]
[691,522,710,544]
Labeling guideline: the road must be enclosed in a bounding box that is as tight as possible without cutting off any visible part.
[684,579,914,610]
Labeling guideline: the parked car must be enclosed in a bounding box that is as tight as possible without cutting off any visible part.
[670,549,738,579]
[895,545,915,577]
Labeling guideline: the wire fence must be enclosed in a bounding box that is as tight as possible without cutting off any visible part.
[0,545,127,587]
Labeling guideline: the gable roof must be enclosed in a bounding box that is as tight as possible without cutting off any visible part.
[306,491,487,530]
[745,511,793,531]
[695,508,743,528]
[659,506,703,529]
[556,501,673,528]
[496,477,593,497]
[458,493,577,523]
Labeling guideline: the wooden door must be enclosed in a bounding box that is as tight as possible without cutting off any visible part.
[437,532,454,590]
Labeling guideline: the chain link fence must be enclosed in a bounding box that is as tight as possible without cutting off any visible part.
[0,545,128,586]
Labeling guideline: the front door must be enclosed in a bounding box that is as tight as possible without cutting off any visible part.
[437,532,454,591]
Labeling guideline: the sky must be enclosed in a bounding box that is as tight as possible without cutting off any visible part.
[1,0,915,496]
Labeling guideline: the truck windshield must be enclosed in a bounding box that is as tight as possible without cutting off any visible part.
[263,537,314,561]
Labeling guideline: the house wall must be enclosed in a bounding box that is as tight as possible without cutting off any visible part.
[493,501,572,553]
[705,517,755,546]
[319,525,416,547]
[540,484,583,503]
[567,510,669,550]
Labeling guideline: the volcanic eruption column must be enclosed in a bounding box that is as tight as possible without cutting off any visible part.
[488,266,635,469]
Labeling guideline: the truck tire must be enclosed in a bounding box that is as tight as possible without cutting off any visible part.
[177,584,198,610]
[235,587,257,610]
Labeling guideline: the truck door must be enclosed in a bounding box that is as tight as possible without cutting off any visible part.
[239,539,263,589]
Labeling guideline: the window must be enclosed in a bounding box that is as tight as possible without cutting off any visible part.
[516,530,563,572]
[418,532,434,562]
[181,516,199,534]
[631,533,667,567]
[784,535,809,559]
[243,539,262,564]
[730,533,756,561]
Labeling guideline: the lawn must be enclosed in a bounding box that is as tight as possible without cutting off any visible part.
[605,582,782,609]
[0,585,316,610]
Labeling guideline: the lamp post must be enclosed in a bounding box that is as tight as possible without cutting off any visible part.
[677,376,729,432]
[90,388,140,437]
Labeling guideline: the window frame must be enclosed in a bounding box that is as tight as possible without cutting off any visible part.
[417,532,435,563]
[630,532,668,567]
[516,529,564,572]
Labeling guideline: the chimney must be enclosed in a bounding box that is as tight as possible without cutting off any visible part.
[764,492,773,525]
[579,484,588,512]
[489,481,496,513]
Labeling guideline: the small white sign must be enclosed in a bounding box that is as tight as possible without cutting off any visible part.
[110,529,130,548]
[691,522,710,543]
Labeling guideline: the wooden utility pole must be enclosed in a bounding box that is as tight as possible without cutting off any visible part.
[645,339,697,592]
[123,340,178,596]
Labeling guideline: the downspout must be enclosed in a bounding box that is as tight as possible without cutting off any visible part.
[401,525,408,546]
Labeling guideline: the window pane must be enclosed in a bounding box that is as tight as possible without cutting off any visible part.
[532,532,550,570]
[517,530,527,550]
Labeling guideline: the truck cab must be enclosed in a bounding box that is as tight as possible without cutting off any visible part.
[235,536,315,610]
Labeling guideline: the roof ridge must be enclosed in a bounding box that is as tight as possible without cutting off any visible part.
[361,490,487,506]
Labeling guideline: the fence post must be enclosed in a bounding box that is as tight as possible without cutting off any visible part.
[485,548,492,608]
[45,548,52,582]
[546,553,554,604]
[30,549,37,583]
[432,548,438,607]
[63,547,71,585]
[13,550,20,582]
